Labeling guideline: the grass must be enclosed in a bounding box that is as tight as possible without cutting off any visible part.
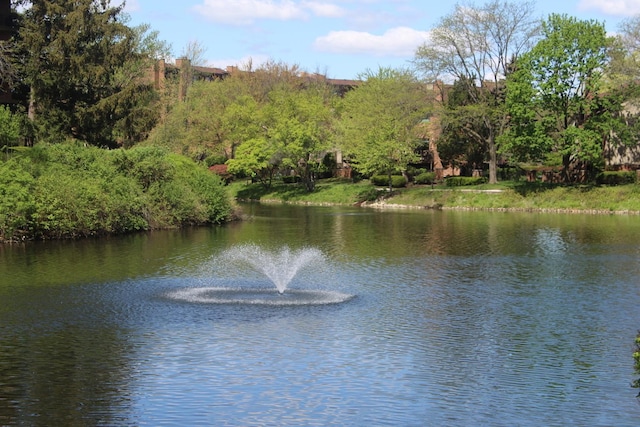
[226,178,640,214]
[227,178,376,205]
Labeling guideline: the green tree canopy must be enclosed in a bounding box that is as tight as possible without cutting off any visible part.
[17,0,167,147]
[500,14,623,180]
[413,0,539,183]
[227,80,336,190]
[339,67,428,190]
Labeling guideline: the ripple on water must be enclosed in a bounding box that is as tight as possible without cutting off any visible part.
[165,287,355,306]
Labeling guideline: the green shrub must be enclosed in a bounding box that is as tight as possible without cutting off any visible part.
[356,187,382,202]
[204,154,227,167]
[596,171,636,186]
[0,165,36,240]
[414,172,436,185]
[445,176,487,187]
[112,146,174,190]
[0,143,231,241]
[371,175,407,188]
[282,175,301,184]
[0,105,21,148]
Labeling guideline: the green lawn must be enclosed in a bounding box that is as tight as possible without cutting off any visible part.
[227,178,640,214]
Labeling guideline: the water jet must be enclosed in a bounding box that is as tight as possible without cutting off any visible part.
[166,244,353,306]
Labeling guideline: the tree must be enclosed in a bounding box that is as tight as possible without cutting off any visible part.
[608,16,640,87]
[413,0,539,183]
[261,84,336,191]
[17,0,165,146]
[0,105,20,148]
[227,81,336,191]
[438,77,489,171]
[500,14,621,181]
[149,77,262,161]
[339,67,428,191]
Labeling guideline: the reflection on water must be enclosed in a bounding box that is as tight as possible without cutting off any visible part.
[1,204,640,426]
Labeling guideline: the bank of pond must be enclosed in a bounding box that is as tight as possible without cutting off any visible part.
[3,143,640,242]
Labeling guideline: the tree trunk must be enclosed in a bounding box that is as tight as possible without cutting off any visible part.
[488,133,497,184]
[426,115,444,180]
[28,85,36,122]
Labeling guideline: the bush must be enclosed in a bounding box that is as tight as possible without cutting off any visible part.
[204,154,227,167]
[414,172,436,185]
[445,176,486,187]
[356,187,382,202]
[0,105,21,147]
[282,175,301,184]
[371,175,407,188]
[0,143,231,241]
[596,171,636,186]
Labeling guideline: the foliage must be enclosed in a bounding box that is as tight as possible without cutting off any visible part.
[226,175,640,212]
[500,14,618,181]
[339,67,428,190]
[150,63,338,193]
[0,106,21,147]
[227,82,336,191]
[0,143,231,241]
[147,78,261,159]
[228,178,376,204]
[606,16,640,90]
[414,172,437,185]
[596,171,636,185]
[438,77,490,169]
[413,0,540,183]
[445,176,487,187]
[371,175,407,188]
[16,1,166,147]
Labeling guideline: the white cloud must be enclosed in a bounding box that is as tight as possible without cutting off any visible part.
[579,0,640,16]
[301,1,346,18]
[192,0,345,25]
[313,26,429,56]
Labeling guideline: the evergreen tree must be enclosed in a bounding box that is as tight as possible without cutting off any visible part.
[17,0,161,146]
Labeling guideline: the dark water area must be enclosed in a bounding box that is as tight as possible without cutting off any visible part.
[1,203,640,426]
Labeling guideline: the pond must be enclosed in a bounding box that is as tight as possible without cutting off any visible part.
[1,203,640,426]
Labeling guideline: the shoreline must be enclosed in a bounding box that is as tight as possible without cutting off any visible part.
[239,198,640,216]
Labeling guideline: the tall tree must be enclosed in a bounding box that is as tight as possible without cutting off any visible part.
[17,0,163,146]
[413,0,539,183]
[438,77,489,171]
[339,67,428,191]
[227,81,336,191]
[500,14,621,181]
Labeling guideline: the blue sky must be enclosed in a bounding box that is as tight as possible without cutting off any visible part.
[121,0,640,79]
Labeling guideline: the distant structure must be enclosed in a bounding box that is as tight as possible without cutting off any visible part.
[150,58,360,101]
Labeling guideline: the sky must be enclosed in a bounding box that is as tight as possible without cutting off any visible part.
[121,0,640,80]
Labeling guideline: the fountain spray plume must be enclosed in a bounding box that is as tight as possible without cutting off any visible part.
[220,244,326,294]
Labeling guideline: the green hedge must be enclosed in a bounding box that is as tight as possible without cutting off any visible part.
[596,171,637,186]
[371,175,407,188]
[445,176,487,187]
[414,172,436,185]
[0,143,231,241]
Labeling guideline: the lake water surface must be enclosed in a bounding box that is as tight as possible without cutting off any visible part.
[1,203,640,426]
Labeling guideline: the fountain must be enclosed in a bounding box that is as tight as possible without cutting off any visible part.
[166,244,354,306]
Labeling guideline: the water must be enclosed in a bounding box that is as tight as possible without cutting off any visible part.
[1,203,640,426]
[216,243,328,294]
